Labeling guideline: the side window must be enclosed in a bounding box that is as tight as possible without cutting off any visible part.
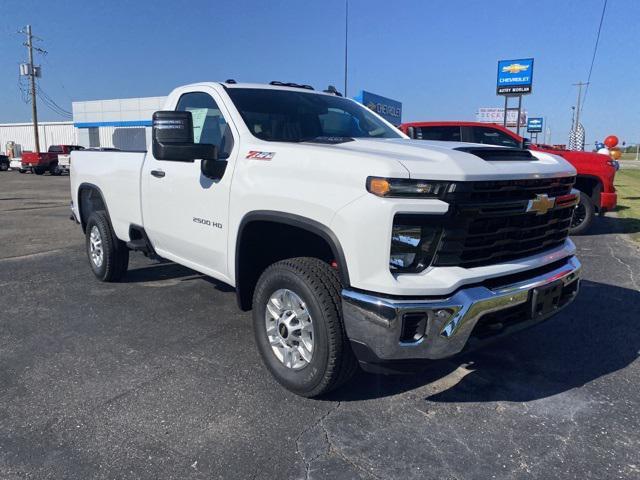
[175,92,234,159]
[416,126,461,142]
[472,127,520,148]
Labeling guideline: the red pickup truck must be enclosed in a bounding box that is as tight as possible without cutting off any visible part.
[21,144,84,176]
[400,121,617,234]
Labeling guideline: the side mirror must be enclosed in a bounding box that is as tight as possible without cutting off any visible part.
[522,138,532,149]
[152,111,217,162]
[201,158,227,180]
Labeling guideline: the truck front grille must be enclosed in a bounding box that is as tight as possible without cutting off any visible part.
[432,176,576,269]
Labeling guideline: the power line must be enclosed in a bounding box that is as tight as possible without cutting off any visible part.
[36,85,72,117]
[37,91,72,118]
[581,0,608,111]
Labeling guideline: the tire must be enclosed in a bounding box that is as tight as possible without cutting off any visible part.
[252,257,357,397]
[18,168,26,174]
[0,162,8,172]
[85,211,129,282]
[570,191,594,235]
[50,164,60,176]
[33,167,45,175]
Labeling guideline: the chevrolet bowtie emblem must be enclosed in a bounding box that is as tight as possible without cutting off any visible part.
[527,194,555,215]
[502,63,529,74]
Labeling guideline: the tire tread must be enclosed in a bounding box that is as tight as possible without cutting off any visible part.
[86,211,129,282]
[254,257,357,397]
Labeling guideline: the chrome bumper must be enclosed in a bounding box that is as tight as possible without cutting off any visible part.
[342,256,581,362]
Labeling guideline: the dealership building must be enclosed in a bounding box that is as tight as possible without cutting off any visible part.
[0,96,166,155]
[72,96,166,150]
[1,89,402,156]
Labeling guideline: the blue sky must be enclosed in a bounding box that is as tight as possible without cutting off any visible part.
[1,0,638,145]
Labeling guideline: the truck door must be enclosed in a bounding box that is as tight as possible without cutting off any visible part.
[141,89,237,281]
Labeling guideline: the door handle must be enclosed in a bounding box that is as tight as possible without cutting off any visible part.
[150,170,165,178]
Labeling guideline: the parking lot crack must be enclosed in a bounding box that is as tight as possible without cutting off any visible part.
[318,403,383,480]
[606,241,639,290]
[296,402,339,479]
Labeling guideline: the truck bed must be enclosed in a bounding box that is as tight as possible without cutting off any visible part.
[70,151,146,241]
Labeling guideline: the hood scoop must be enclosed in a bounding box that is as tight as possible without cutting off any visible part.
[454,147,536,162]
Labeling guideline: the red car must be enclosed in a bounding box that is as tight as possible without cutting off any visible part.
[400,121,617,234]
[21,144,84,176]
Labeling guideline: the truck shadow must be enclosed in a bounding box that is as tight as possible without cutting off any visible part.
[579,211,640,236]
[122,260,235,292]
[331,279,640,403]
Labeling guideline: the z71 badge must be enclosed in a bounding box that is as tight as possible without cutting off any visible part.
[246,151,275,160]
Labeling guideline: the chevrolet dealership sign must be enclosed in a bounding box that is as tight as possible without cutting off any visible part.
[354,91,402,125]
[527,117,544,133]
[497,58,534,95]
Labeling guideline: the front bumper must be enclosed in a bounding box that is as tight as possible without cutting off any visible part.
[342,256,581,363]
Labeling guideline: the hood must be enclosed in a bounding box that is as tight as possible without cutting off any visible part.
[326,138,576,181]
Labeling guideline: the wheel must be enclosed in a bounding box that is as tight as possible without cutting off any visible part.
[0,162,8,172]
[50,164,61,176]
[252,257,357,397]
[33,167,45,175]
[18,168,26,174]
[85,211,129,281]
[570,191,594,235]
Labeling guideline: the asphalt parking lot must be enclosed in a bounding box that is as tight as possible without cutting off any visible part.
[1,172,639,480]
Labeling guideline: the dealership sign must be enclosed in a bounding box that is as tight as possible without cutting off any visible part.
[476,107,527,127]
[527,117,543,133]
[354,90,402,125]
[497,58,534,95]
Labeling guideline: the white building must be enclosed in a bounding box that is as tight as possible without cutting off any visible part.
[72,96,166,150]
[1,96,166,156]
[0,121,76,155]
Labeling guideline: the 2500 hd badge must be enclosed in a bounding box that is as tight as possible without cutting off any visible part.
[193,217,223,229]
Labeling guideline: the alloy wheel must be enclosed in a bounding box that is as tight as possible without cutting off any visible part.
[264,288,314,369]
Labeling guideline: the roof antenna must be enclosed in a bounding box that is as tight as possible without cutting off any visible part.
[323,85,343,97]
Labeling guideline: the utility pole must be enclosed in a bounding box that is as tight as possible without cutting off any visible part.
[344,0,349,97]
[20,25,44,153]
[572,81,589,133]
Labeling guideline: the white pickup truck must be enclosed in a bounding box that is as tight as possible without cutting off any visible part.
[70,81,581,397]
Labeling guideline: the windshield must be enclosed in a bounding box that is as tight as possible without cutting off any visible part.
[225,88,402,142]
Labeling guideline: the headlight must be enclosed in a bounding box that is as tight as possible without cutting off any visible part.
[367,177,454,198]
[390,215,442,273]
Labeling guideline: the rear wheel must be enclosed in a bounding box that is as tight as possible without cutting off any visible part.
[252,257,357,397]
[0,162,8,172]
[33,167,45,175]
[570,191,594,235]
[49,163,61,176]
[85,211,129,281]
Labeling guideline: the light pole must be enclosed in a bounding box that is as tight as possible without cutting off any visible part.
[344,0,349,97]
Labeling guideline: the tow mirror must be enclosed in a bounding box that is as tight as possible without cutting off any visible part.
[152,111,217,162]
[201,157,227,180]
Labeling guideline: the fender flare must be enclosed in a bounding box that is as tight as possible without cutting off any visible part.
[77,182,112,232]
[574,174,603,208]
[235,211,351,309]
